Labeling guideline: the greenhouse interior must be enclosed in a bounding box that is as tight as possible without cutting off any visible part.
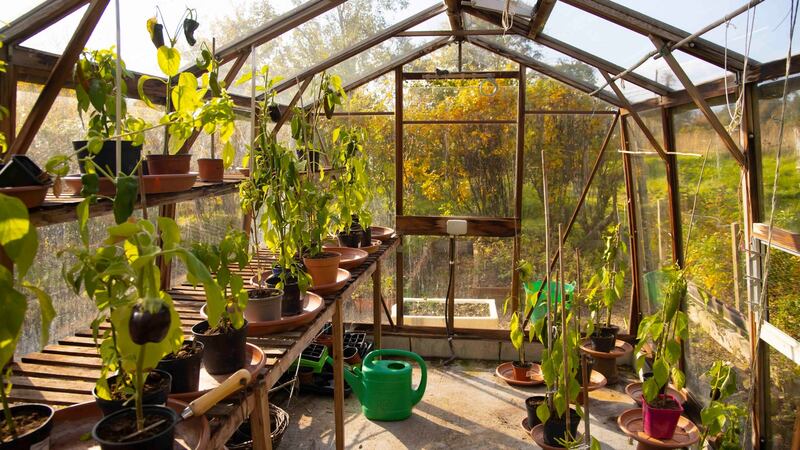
[0,0,798,449]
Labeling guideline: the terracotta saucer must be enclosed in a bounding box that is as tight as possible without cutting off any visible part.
[50,398,209,449]
[370,226,395,241]
[321,246,369,269]
[617,408,700,449]
[528,366,606,392]
[530,423,582,450]
[170,343,265,402]
[521,416,537,432]
[201,292,324,336]
[361,239,382,254]
[309,268,351,295]
[0,184,50,208]
[579,339,634,359]
[237,167,250,177]
[625,382,687,406]
[494,361,544,386]
[62,173,198,196]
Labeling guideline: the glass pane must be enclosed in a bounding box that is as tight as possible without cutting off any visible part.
[759,75,800,232]
[339,73,394,113]
[612,0,737,33]
[405,78,518,121]
[766,251,800,343]
[674,100,747,313]
[526,69,615,111]
[1,1,48,25]
[766,345,800,449]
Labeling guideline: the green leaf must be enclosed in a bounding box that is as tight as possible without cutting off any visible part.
[113,176,139,224]
[671,366,686,390]
[642,377,660,404]
[222,141,235,169]
[157,46,181,77]
[23,282,55,348]
[652,358,669,387]
[81,173,99,197]
[157,217,181,250]
[536,402,550,425]
[665,340,682,365]
[136,74,162,109]
[76,197,91,246]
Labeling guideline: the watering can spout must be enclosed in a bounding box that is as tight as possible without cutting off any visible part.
[326,356,364,400]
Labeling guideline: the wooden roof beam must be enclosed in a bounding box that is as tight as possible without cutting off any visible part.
[444,0,465,37]
[0,0,89,45]
[462,6,670,95]
[270,3,447,96]
[558,0,754,71]
[468,36,622,107]
[528,0,557,37]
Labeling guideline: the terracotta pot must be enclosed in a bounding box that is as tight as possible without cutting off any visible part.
[511,361,533,381]
[642,394,683,439]
[197,158,224,182]
[303,251,342,286]
[146,154,192,175]
[1,403,54,449]
[343,346,362,365]
[0,184,50,208]
[92,405,178,450]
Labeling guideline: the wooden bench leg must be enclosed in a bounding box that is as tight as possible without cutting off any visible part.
[251,380,273,450]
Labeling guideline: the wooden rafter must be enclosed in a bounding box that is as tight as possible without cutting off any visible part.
[8,0,110,158]
[559,0,753,71]
[601,71,667,160]
[468,36,623,107]
[0,0,89,44]
[650,36,747,168]
[444,0,464,37]
[270,3,447,96]
[462,5,671,96]
[396,29,508,37]
[528,0,557,37]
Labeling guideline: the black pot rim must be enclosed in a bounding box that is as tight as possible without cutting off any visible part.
[191,319,249,337]
[161,339,204,361]
[512,361,533,368]
[91,405,178,446]
[92,369,173,400]
[4,403,54,441]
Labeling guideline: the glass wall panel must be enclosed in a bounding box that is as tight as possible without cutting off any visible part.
[766,345,800,449]
[404,78,518,121]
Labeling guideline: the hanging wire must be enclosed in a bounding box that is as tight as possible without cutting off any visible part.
[501,0,514,33]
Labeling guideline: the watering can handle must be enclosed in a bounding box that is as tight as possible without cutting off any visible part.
[364,349,427,406]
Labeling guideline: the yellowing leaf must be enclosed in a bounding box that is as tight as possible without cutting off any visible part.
[157,46,181,77]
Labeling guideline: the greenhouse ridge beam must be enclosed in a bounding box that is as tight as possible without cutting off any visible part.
[0,0,89,44]
[559,0,753,71]
[461,6,671,96]
[268,3,447,97]
[528,0,557,37]
[467,36,623,107]
[443,0,465,36]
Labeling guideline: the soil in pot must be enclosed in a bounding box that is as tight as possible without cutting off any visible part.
[543,407,581,446]
[191,320,249,375]
[245,288,283,322]
[146,154,192,175]
[156,340,204,394]
[94,370,172,416]
[642,394,683,439]
[0,403,54,448]
[590,324,619,353]
[92,405,178,450]
[337,229,363,248]
[511,361,533,381]
[197,158,224,182]
[303,252,342,286]
[74,140,142,176]
[525,396,546,428]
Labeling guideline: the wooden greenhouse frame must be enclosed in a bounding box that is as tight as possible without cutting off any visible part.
[1,0,799,448]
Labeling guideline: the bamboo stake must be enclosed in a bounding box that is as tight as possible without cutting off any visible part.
[558,224,570,434]
[542,150,553,384]
[577,249,590,446]
[113,0,122,174]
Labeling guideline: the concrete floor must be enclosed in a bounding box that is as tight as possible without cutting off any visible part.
[278,360,641,449]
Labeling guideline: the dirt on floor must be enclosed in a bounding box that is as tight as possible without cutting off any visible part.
[274,359,642,449]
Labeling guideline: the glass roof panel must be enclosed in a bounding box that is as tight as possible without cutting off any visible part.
[406,15,450,32]
[1,1,48,26]
[463,13,503,30]
[611,0,736,32]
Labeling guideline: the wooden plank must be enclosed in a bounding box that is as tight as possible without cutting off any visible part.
[443,0,464,34]
[0,46,17,149]
[8,0,110,158]
[332,296,345,450]
[529,0,557,37]
[58,336,98,347]
[372,261,383,349]
[0,0,89,44]
[752,223,800,256]
[511,66,525,312]
[11,362,100,381]
[395,215,519,237]
[22,352,101,368]
[9,375,95,394]
[8,388,94,406]
[402,70,518,80]
[42,344,101,356]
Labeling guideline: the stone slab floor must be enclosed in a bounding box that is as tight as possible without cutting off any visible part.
[277,359,642,449]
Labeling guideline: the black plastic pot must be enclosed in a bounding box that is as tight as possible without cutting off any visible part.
[74,140,143,176]
[156,340,204,394]
[0,156,49,187]
[590,324,619,353]
[91,405,178,450]
[360,226,372,248]
[576,356,595,383]
[296,149,322,171]
[93,370,172,416]
[525,396,546,429]
[0,403,54,450]
[281,280,303,316]
[191,320,249,375]
[543,407,582,446]
[337,230,362,248]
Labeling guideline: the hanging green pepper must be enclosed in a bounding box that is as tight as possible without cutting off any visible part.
[113,175,139,224]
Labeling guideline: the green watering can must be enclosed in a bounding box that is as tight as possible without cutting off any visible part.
[328,349,426,421]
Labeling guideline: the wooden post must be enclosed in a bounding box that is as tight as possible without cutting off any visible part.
[332,297,345,450]
[395,67,404,327]
[661,107,684,267]
[158,203,176,290]
[656,199,663,263]
[7,0,110,159]
[511,65,525,312]
[620,116,643,335]
[372,261,382,349]
[250,376,273,450]
[0,45,16,150]
[731,222,741,312]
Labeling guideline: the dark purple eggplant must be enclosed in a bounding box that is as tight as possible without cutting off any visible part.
[129,303,171,345]
[150,23,165,49]
[184,18,200,46]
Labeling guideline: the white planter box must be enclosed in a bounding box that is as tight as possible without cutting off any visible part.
[391,298,499,330]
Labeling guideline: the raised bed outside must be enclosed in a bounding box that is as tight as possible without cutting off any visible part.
[391,298,499,330]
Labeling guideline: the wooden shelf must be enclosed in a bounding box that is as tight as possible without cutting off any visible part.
[29,176,245,227]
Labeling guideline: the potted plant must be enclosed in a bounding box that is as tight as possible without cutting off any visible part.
[156,339,204,394]
[195,39,237,182]
[0,194,56,448]
[700,361,746,449]
[506,260,535,381]
[299,176,341,286]
[633,263,688,440]
[72,47,146,177]
[330,126,372,248]
[585,224,626,352]
[139,8,203,175]
[190,228,252,374]
[238,65,309,316]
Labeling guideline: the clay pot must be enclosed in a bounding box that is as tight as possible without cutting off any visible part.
[146,154,191,175]
[0,403,54,449]
[156,340,204,394]
[298,366,315,385]
[74,140,142,176]
[511,361,533,381]
[245,288,283,322]
[543,406,581,446]
[0,184,50,208]
[191,320,249,375]
[642,394,683,439]
[92,405,178,450]
[197,158,224,182]
[343,346,362,365]
[303,252,342,286]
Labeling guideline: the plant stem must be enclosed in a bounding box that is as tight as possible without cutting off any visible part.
[0,371,16,437]
[135,345,146,431]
